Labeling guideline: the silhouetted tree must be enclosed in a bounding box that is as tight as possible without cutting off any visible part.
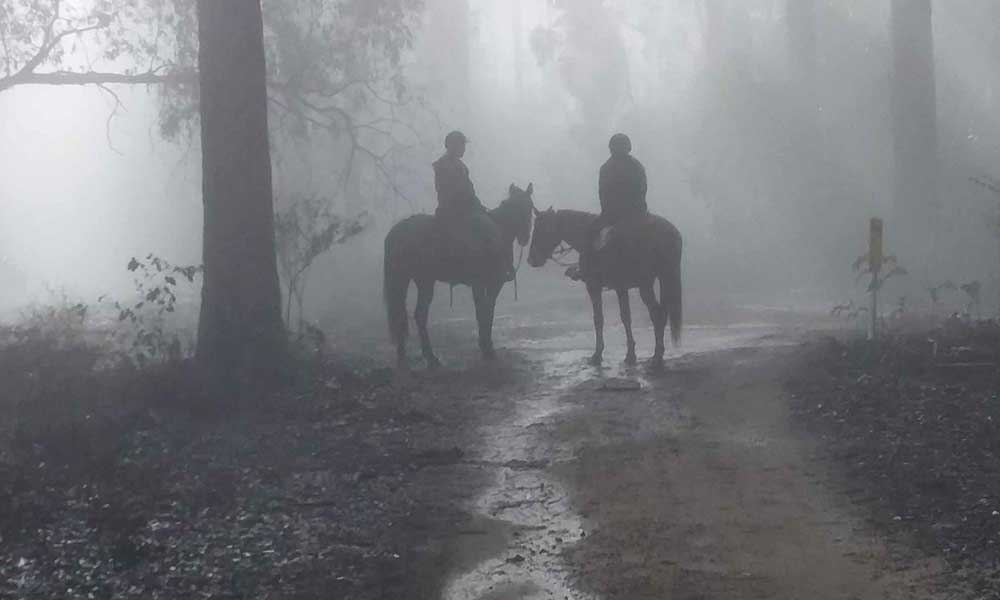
[195,0,284,382]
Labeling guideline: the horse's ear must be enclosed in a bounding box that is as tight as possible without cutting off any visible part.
[526,183,533,195]
[548,205,554,213]
[509,183,516,195]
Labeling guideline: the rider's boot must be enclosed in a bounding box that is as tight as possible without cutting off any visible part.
[568,250,591,281]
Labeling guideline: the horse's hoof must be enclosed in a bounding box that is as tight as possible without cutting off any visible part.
[625,354,638,366]
[426,356,442,370]
[589,354,603,366]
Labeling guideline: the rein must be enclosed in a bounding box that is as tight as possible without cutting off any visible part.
[513,243,525,301]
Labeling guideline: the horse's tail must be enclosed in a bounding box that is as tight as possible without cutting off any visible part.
[662,240,683,346]
[383,232,409,346]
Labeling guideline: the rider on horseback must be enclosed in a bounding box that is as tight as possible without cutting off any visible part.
[433,130,514,282]
[572,133,648,281]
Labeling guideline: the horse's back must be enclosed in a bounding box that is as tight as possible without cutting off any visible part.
[384,211,506,286]
[599,212,681,288]
[614,212,681,257]
[384,214,437,273]
[386,213,435,243]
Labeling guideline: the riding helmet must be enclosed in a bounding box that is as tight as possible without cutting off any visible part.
[609,133,632,155]
[445,130,468,151]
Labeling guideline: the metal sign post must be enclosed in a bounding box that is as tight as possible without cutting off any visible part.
[869,218,884,340]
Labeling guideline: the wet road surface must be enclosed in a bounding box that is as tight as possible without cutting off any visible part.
[432,309,944,599]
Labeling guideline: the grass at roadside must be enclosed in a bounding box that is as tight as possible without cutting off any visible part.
[789,320,1000,595]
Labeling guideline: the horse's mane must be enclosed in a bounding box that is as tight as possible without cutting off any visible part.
[555,208,597,220]
[490,188,530,212]
[552,209,598,252]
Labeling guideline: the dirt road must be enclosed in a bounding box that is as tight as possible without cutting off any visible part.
[1,300,954,598]
[433,317,946,599]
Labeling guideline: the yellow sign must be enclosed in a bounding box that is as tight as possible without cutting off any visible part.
[869,218,883,273]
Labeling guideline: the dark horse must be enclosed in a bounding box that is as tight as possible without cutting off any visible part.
[527,208,682,365]
[384,184,535,369]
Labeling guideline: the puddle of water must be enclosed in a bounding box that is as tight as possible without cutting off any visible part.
[443,319,793,600]
[442,376,593,600]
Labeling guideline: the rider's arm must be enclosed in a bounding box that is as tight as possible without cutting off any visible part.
[449,162,480,210]
[637,160,648,206]
[599,162,611,215]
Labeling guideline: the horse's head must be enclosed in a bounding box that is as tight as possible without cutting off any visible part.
[528,206,560,267]
[500,182,535,247]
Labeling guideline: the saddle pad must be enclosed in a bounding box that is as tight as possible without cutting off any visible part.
[594,226,614,252]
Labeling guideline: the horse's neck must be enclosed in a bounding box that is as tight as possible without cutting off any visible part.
[489,203,517,242]
[558,210,598,252]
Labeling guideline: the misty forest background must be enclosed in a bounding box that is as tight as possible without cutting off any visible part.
[1,0,999,361]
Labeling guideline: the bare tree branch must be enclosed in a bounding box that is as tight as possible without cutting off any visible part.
[96,82,126,155]
[0,68,195,92]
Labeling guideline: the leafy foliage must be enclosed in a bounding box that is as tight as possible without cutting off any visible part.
[274,196,368,332]
[961,280,982,316]
[853,252,907,292]
[831,300,869,322]
[925,280,957,310]
[110,254,201,367]
[1,0,425,149]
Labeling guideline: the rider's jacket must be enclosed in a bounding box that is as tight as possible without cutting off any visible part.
[598,154,648,222]
[433,154,482,221]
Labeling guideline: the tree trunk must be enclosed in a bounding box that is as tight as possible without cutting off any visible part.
[890,0,939,261]
[196,0,285,384]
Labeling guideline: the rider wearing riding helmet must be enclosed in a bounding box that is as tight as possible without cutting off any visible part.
[433,130,514,282]
[574,133,648,280]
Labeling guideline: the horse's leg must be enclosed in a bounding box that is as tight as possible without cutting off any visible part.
[588,282,605,366]
[414,278,441,369]
[640,283,665,362]
[617,288,637,365]
[474,284,500,360]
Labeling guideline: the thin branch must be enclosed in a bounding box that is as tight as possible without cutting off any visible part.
[96,82,125,155]
[17,10,107,81]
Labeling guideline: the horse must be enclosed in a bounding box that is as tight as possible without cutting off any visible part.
[527,208,682,366]
[383,184,535,369]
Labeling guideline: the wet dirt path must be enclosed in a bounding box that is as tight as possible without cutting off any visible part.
[439,319,945,599]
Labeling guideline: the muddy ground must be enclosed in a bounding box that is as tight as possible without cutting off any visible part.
[0,296,989,599]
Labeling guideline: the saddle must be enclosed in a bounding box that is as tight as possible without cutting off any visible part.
[594,213,650,256]
[434,212,506,284]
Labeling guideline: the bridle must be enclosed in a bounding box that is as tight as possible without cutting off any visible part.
[530,205,578,268]
[549,243,577,267]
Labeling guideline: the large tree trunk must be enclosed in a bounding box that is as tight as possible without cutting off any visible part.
[196,0,285,384]
[890,0,939,260]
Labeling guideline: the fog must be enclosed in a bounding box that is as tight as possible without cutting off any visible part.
[4,0,1000,329]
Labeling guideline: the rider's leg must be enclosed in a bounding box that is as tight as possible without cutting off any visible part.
[577,213,610,281]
